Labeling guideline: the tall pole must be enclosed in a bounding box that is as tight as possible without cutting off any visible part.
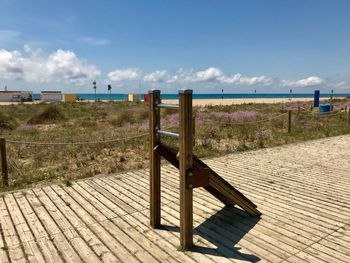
[149,89,161,228]
[93,80,97,102]
[179,89,193,249]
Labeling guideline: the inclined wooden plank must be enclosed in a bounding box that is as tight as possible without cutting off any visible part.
[0,196,26,262]
[56,184,142,263]
[41,186,119,263]
[158,168,348,258]
[130,169,318,248]
[210,162,350,215]
[31,188,101,263]
[13,191,64,263]
[163,169,323,241]
[4,193,46,263]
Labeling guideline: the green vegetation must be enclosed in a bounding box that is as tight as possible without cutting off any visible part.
[176,245,188,253]
[0,99,349,192]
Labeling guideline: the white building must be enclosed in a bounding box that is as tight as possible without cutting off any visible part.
[41,91,62,102]
[0,91,33,102]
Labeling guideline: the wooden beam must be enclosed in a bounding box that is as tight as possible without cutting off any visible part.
[179,89,193,249]
[149,90,161,228]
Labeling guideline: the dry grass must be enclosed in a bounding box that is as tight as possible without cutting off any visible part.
[0,99,350,192]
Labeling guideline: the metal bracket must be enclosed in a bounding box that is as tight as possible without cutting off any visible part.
[187,168,210,188]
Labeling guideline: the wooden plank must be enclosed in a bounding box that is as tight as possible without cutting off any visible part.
[0,196,26,263]
[40,186,119,263]
[149,89,161,228]
[4,193,45,263]
[14,191,78,262]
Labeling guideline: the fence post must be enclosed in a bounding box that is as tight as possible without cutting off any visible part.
[179,89,193,249]
[192,115,196,147]
[288,110,292,134]
[348,109,350,125]
[149,90,161,228]
[0,138,8,187]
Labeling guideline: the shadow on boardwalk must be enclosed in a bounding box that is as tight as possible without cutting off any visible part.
[161,206,261,262]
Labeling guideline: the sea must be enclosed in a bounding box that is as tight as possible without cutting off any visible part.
[32,93,350,101]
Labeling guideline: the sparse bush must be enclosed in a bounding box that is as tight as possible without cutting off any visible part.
[110,111,135,126]
[28,105,66,124]
[0,111,18,129]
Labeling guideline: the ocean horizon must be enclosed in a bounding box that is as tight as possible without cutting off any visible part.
[32,93,350,101]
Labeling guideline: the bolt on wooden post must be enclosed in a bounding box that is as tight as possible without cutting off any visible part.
[288,110,292,134]
[179,89,193,249]
[0,138,9,187]
[149,90,161,228]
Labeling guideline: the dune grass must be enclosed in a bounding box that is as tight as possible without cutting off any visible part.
[0,99,350,192]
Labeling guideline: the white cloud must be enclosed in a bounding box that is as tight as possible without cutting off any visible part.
[219,74,273,86]
[81,36,110,46]
[143,70,169,82]
[281,76,323,87]
[0,47,100,85]
[191,67,223,82]
[107,68,141,81]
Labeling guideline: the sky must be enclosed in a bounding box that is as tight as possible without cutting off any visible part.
[0,0,349,94]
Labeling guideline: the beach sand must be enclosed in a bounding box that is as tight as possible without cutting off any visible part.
[162,97,317,106]
[0,97,334,106]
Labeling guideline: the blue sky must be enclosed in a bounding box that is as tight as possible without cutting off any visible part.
[0,0,349,93]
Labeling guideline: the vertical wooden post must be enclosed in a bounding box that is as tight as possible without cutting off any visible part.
[192,115,196,147]
[149,90,161,228]
[0,138,8,187]
[348,109,350,125]
[179,89,193,249]
[288,110,292,134]
[297,106,300,116]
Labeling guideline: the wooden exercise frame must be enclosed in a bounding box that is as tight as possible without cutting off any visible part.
[149,89,261,249]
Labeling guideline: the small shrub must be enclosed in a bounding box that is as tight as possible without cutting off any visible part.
[0,111,18,129]
[28,105,66,124]
[110,111,135,126]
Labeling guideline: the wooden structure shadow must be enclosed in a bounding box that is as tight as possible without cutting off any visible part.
[149,89,261,249]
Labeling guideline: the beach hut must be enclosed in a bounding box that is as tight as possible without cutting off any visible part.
[63,93,77,102]
[41,91,62,102]
[0,90,33,102]
[128,93,140,102]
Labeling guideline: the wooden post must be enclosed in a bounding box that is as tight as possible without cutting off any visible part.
[0,138,8,187]
[348,109,350,125]
[149,90,161,228]
[192,115,196,147]
[288,110,292,134]
[297,106,300,116]
[179,89,193,249]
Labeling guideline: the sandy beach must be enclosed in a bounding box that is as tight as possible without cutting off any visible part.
[0,97,336,106]
[162,97,318,106]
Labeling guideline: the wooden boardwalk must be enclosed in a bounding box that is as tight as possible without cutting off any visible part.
[1,135,350,262]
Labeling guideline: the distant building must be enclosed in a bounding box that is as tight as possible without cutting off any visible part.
[41,91,62,102]
[0,90,33,102]
[128,93,140,102]
[63,93,77,102]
